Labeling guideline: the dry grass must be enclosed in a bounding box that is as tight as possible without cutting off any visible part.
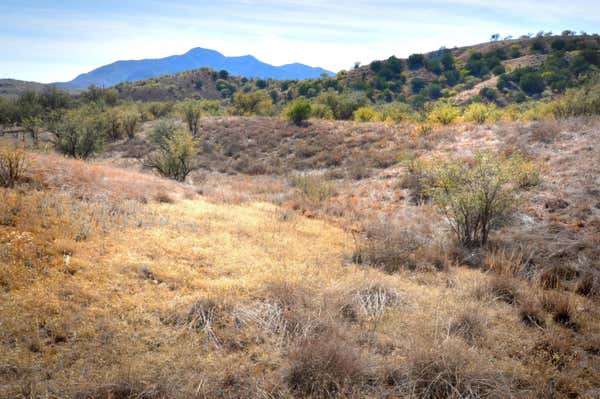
[2,116,600,397]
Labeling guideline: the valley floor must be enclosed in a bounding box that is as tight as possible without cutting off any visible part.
[1,117,600,398]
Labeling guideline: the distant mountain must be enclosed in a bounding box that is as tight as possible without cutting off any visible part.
[55,48,335,90]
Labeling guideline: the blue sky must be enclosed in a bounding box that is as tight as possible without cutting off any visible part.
[1,0,599,83]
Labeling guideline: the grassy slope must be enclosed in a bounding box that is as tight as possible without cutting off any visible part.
[1,116,600,397]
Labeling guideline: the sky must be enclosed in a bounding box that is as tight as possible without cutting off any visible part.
[1,0,599,83]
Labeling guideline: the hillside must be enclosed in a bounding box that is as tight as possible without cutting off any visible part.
[55,47,334,90]
[106,34,600,109]
[1,114,600,397]
[0,79,58,98]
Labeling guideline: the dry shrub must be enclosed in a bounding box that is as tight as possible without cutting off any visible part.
[482,247,533,278]
[162,298,229,345]
[575,270,600,298]
[540,292,579,330]
[285,327,371,398]
[529,120,562,143]
[448,307,485,344]
[74,382,169,399]
[400,340,511,398]
[475,275,519,304]
[0,145,28,188]
[538,264,579,290]
[397,157,431,204]
[154,191,174,204]
[518,299,546,328]
[338,282,402,322]
[352,218,428,273]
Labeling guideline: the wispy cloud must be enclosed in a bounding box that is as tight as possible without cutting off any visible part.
[1,0,597,82]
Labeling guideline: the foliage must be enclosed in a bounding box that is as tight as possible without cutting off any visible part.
[121,110,140,140]
[353,106,383,122]
[284,98,312,125]
[53,107,105,159]
[150,118,179,147]
[179,100,202,136]
[425,152,523,247]
[144,130,198,181]
[232,90,274,116]
[550,74,600,118]
[463,103,497,124]
[427,103,460,124]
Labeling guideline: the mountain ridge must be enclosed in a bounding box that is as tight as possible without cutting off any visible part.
[55,47,335,90]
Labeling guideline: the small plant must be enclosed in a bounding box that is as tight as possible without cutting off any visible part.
[519,299,546,328]
[284,98,311,125]
[144,130,199,182]
[179,100,202,136]
[121,110,140,140]
[290,174,335,203]
[448,308,484,344]
[463,103,496,124]
[0,145,28,187]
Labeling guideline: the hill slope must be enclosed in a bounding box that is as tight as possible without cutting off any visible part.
[55,47,334,90]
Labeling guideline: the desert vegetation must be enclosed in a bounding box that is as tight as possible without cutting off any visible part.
[1,33,600,398]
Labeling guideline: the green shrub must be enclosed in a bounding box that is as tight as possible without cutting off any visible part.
[426,152,522,247]
[232,90,274,116]
[550,75,600,118]
[150,119,178,147]
[121,111,140,140]
[144,130,198,182]
[284,98,312,125]
[463,103,496,124]
[309,103,334,120]
[179,100,202,136]
[427,103,460,125]
[353,106,382,122]
[53,107,105,159]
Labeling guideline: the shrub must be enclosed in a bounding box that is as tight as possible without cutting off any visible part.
[401,340,510,398]
[179,99,202,136]
[104,109,123,141]
[426,152,521,247]
[53,108,105,159]
[290,175,335,203]
[463,103,496,124]
[519,73,546,96]
[285,329,369,397]
[541,293,579,330]
[427,103,460,125]
[309,103,334,120]
[549,75,600,118]
[352,218,424,273]
[232,90,274,116]
[448,308,484,344]
[144,130,198,182]
[353,106,383,122]
[284,98,312,125]
[0,145,28,187]
[150,118,178,147]
[22,116,42,143]
[519,299,546,328]
[121,110,140,140]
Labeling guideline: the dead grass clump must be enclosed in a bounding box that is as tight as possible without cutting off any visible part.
[448,308,485,344]
[162,298,229,345]
[529,120,561,144]
[285,328,371,398]
[400,340,510,398]
[575,270,600,298]
[538,264,579,289]
[475,275,519,304]
[74,382,169,399]
[518,299,546,328]
[153,191,174,203]
[339,282,402,322]
[0,145,28,188]
[541,293,579,330]
[352,218,425,273]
